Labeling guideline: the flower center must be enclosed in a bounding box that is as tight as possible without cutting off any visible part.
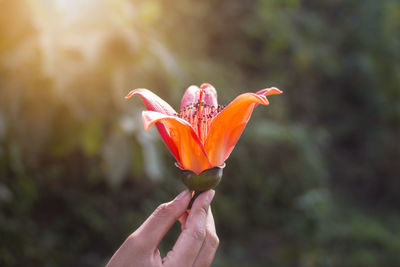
[177,101,225,144]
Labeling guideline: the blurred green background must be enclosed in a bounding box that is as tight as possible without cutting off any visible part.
[0,0,399,266]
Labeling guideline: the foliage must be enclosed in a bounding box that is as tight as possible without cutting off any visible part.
[0,0,399,266]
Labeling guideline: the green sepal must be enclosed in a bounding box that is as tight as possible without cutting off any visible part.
[175,163,225,192]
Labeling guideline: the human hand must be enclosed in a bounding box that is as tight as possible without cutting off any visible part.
[107,189,219,267]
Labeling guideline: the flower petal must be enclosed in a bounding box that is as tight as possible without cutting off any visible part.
[125,88,176,115]
[180,83,218,110]
[125,88,180,162]
[254,87,283,108]
[256,87,283,97]
[200,83,218,107]
[205,92,278,166]
[142,111,212,174]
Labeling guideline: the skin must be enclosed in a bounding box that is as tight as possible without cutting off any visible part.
[107,190,219,267]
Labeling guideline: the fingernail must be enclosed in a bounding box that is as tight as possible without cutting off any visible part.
[206,189,215,203]
[175,189,189,201]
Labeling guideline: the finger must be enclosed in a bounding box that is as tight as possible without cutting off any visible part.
[163,190,215,267]
[178,211,188,231]
[133,189,191,251]
[193,207,219,267]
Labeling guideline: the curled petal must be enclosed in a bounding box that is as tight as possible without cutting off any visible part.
[142,111,212,174]
[125,88,176,115]
[256,87,283,96]
[205,93,272,167]
[125,89,180,163]
[180,83,218,110]
[255,87,283,108]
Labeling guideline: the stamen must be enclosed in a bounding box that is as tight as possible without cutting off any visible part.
[176,100,225,144]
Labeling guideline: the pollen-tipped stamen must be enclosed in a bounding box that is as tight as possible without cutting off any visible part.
[177,101,225,144]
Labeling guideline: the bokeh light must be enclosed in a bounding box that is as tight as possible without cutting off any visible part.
[1,0,399,266]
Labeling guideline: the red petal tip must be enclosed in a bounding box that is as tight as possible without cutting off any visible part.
[125,90,135,99]
[200,83,213,90]
[125,89,139,99]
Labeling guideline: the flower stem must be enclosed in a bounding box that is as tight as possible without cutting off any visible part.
[188,191,202,209]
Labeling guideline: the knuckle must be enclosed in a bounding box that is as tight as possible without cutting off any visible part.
[195,204,208,220]
[154,203,174,218]
[125,233,141,248]
[209,235,220,249]
[201,205,209,216]
[190,227,206,241]
[126,232,137,243]
[126,232,150,253]
[206,230,220,249]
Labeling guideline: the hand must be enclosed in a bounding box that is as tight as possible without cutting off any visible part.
[107,189,219,267]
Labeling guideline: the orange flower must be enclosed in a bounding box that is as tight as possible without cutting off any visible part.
[126,83,282,174]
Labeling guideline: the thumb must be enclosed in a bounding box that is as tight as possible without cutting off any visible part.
[133,190,192,250]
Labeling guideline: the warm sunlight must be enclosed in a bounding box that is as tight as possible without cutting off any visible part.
[2,0,398,265]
